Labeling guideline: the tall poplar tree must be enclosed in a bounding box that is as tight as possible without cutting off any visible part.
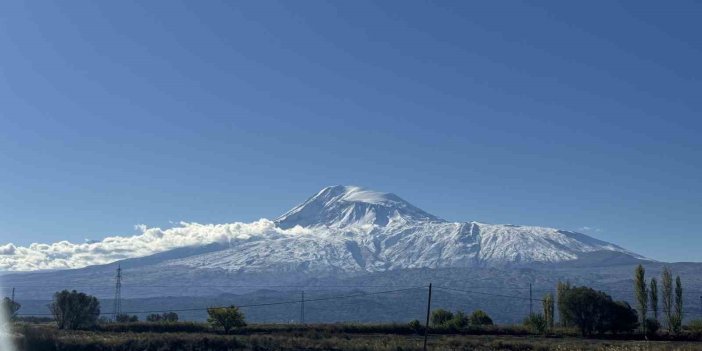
[634,264,648,331]
[661,266,673,332]
[649,278,659,321]
[672,276,683,333]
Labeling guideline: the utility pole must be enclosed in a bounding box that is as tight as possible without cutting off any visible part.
[529,283,533,316]
[423,283,432,351]
[113,265,122,320]
[301,291,305,324]
[11,287,15,304]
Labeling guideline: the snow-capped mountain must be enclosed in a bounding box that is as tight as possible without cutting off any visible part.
[162,185,642,273]
[275,185,441,229]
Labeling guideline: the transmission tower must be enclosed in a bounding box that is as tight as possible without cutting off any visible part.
[113,265,122,319]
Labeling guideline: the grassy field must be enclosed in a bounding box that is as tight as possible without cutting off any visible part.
[10,323,702,351]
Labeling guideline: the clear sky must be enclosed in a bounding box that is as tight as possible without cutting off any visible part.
[0,1,700,262]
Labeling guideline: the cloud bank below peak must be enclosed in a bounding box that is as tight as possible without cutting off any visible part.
[0,219,312,271]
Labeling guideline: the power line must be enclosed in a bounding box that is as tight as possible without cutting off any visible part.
[1,284,425,289]
[434,286,545,302]
[16,286,425,317]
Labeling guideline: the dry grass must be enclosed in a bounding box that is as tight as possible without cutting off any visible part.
[11,324,702,351]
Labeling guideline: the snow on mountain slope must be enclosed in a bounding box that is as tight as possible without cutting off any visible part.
[275,185,441,229]
[163,185,642,273]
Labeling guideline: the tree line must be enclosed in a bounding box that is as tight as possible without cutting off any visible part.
[548,264,685,336]
[0,265,694,337]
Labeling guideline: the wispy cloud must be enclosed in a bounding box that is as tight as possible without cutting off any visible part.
[0,219,313,271]
[577,226,602,233]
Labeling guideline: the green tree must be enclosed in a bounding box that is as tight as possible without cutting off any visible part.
[468,309,493,326]
[672,276,683,333]
[430,309,453,327]
[560,286,608,336]
[207,305,246,333]
[606,301,639,335]
[49,290,100,330]
[559,285,637,336]
[543,293,555,330]
[556,281,571,327]
[1,297,21,321]
[649,278,658,321]
[634,264,648,331]
[662,266,673,332]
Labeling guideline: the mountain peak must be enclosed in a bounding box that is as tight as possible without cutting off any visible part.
[275,185,443,229]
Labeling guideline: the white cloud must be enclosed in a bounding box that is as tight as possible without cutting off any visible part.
[577,226,601,233]
[0,244,16,255]
[0,219,314,272]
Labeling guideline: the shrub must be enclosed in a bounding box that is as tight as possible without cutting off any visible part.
[605,301,639,335]
[430,309,454,327]
[408,319,422,332]
[207,305,246,333]
[469,310,493,326]
[146,312,179,323]
[447,311,469,329]
[146,313,162,322]
[162,311,179,322]
[523,313,548,334]
[644,318,661,337]
[115,314,139,323]
[687,319,702,334]
[49,290,100,330]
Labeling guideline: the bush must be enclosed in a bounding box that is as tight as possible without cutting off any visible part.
[146,312,179,323]
[115,314,139,323]
[469,310,493,326]
[162,312,179,322]
[49,290,100,330]
[605,301,639,335]
[446,311,469,329]
[687,319,702,334]
[408,319,422,332]
[645,318,661,337]
[207,305,246,333]
[146,313,162,322]
[523,313,548,334]
[430,309,454,327]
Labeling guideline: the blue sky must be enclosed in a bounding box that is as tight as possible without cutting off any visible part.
[0,1,700,262]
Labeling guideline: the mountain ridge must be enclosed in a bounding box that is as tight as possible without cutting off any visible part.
[0,185,646,274]
[156,185,644,273]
